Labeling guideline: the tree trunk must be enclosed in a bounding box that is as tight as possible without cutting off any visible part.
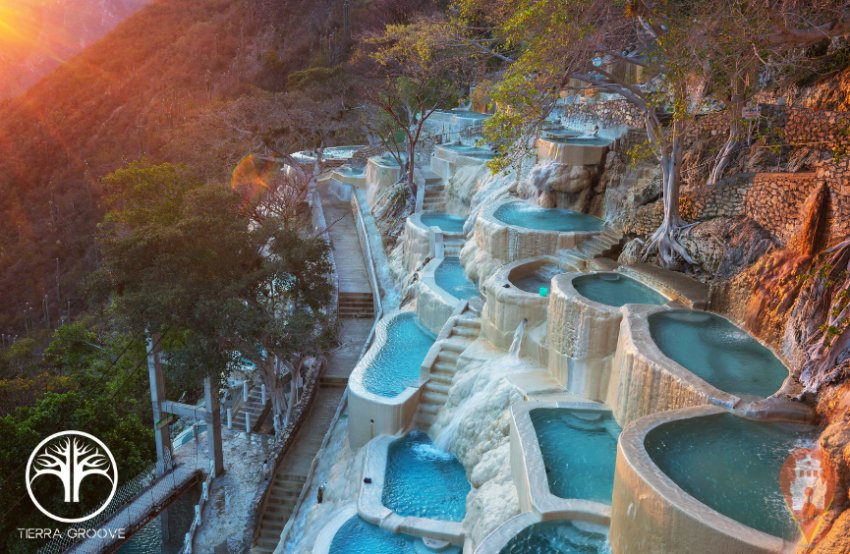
[707,95,743,186]
[643,114,695,267]
[406,141,417,196]
[257,355,287,435]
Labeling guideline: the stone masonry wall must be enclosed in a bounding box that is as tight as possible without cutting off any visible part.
[785,108,850,150]
[561,99,645,128]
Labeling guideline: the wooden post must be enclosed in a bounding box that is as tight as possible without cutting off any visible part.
[147,333,173,476]
[204,377,225,477]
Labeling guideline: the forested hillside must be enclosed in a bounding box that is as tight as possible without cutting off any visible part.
[0,0,150,99]
[0,0,435,338]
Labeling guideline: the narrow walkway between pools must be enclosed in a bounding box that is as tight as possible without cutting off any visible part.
[251,184,377,553]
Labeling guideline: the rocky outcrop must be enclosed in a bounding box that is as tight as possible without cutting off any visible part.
[678,216,777,279]
[519,161,601,212]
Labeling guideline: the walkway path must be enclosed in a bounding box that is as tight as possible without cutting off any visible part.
[251,184,376,553]
[69,465,202,554]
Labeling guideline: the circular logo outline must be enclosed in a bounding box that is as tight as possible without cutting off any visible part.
[25,430,118,523]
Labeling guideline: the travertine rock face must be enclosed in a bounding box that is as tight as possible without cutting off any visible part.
[547,273,625,401]
[678,217,777,279]
[429,351,533,547]
[519,161,600,212]
[601,157,662,227]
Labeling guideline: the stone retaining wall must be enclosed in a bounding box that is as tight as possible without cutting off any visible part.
[561,100,644,128]
[785,107,850,150]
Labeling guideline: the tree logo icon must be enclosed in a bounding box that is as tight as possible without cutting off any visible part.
[25,431,118,523]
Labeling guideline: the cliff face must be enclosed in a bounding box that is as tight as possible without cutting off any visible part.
[0,0,150,99]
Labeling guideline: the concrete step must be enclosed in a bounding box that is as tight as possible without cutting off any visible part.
[441,339,467,353]
[450,326,478,339]
[435,352,458,366]
[416,412,436,426]
[430,372,453,385]
[424,381,451,395]
[456,316,481,329]
[422,391,447,405]
[418,402,441,415]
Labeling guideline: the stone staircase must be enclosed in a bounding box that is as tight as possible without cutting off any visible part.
[338,292,374,318]
[421,170,446,212]
[251,473,307,553]
[232,385,270,433]
[415,308,482,429]
[444,236,465,257]
[557,228,623,266]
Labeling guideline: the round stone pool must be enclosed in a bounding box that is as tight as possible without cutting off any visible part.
[499,519,610,554]
[420,212,466,233]
[494,202,603,233]
[645,412,818,541]
[648,310,788,398]
[572,273,667,307]
[509,263,562,294]
[329,516,461,553]
[434,257,478,300]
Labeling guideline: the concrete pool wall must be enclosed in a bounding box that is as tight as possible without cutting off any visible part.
[402,212,466,274]
[366,156,401,205]
[473,512,611,554]
[431,143,493,182]
[536,136,611,165]
[610,406,797,554]
[546,272,670,402]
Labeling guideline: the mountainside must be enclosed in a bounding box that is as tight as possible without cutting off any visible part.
[0,0,436,335]
[0,0,151,99]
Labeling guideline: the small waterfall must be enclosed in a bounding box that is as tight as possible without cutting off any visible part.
[508,318,527,358]
[433,354,529,452]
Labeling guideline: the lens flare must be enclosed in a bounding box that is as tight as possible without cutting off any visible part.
[230,154,277,203]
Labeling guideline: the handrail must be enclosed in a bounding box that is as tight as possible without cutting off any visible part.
[311,185,341,319]
[350,191,384,317]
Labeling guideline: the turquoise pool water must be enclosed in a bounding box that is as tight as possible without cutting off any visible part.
[362,313,435,397]
[648,310,788,397]
[530,409,621,503]
[510,263,562,294]
[435,257,478,299]
[329,516,462,554]
[336,165,365,176]
[420,212,465,233]
[573,273,667,307]
[442,143,495,159]
[499,520,610,554]
[646,413,817,540]
[494,202,604,233]
[382,430,470,521]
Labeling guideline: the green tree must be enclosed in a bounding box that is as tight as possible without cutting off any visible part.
[355,15,477,194]
[94,161,333,433]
